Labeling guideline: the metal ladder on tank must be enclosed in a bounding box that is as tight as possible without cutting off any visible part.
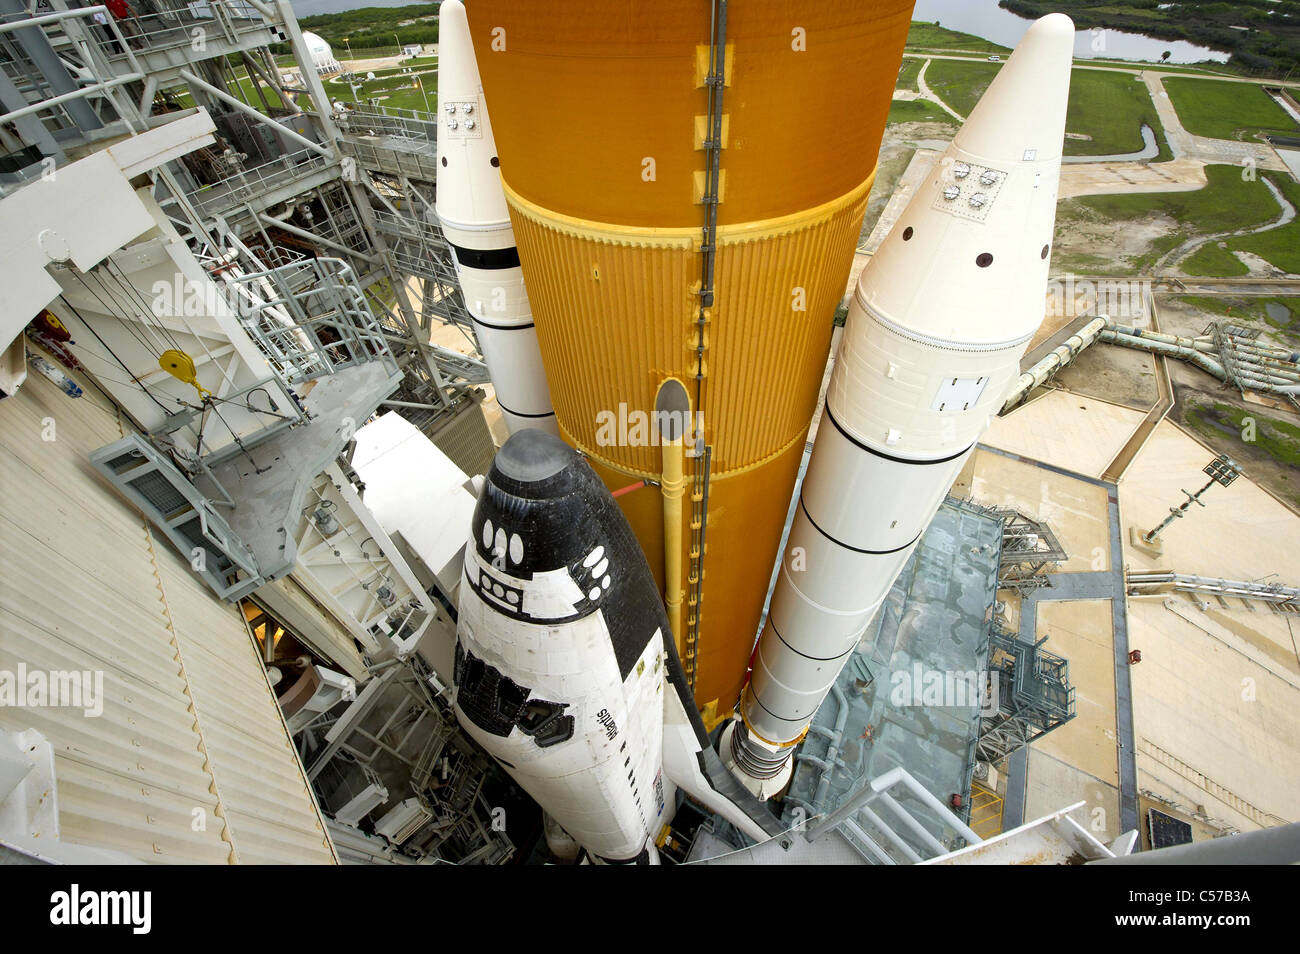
[685,0,727,690]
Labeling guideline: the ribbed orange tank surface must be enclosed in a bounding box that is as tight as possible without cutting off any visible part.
[467,0,914,724]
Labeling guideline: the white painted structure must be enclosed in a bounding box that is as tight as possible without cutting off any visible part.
[303,31,342,75]
[434,0,556,434]
[728,14,1076,793]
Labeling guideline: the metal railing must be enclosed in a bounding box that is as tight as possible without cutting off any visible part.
[226,255,398,384]
[95,0,271,61]
[0,7,143,133]
[185,146,335,215]
[336,100,437,145]
[341,136,438,182]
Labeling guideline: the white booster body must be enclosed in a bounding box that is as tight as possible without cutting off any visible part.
[435,0,556,434]
[730,14,1076,789]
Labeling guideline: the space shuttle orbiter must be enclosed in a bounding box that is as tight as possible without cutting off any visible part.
[452,429,782,863]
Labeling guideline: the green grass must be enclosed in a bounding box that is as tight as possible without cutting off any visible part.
[886,99,956,127]
[1065,70,1172,160]
[1164,77,1299,142]
[1185,401,1300,476]
[1183,243,1250,277]
[925,61,1173,159]
[332,72,437,113]
[1130,231,1188,274]
[1075,164,1285,235]
[167,69,289,112]
[1224,174,1300,276]
[896,57,921,92]
[922,59,999,118]
[1176,296,1300,341]
[906,22,1009,54]
[1065,164,1300,275]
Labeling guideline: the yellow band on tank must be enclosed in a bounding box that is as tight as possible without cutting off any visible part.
[501,170,876,250]
[740,699,809,750]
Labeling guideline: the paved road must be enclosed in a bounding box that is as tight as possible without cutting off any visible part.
[902,50,1300,91]
[915,58,965,123]
[1143,72,1289,172]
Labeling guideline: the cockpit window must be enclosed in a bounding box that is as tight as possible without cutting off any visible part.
[455,642,575,747]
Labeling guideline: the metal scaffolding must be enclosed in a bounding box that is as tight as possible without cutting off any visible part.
[977,625,1076,764]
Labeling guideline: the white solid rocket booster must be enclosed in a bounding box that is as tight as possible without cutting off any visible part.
[435,0,556,434]
[725,14,1076,794]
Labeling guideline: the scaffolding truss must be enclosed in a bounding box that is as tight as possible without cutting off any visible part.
[977,625,1076,764]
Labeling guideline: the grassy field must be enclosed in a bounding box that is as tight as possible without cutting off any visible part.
[1076,164,1284,234]
[1182,243,1251,277]
[1164,77,1298,141]
[1223,175,1300,276]
[328,67,437,113]
[1065,70,1172,160]
[922,60,1172,159]
[1185,401,1300,477]
[170,69,289,112]
[921,59,998,118]
[905,22,1009,54]
[1061,164,1299,275]
[886,99,956,127]
[896,57,921,92]
[1177,296,1300,341]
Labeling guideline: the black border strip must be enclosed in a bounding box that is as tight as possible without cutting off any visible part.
[824,404,975,466]
[450,243,521,270]
[769,617,855,663]
[751,690,804,727]
[799,496,922,556]
[494,396,556,420]
[468,313,536,332]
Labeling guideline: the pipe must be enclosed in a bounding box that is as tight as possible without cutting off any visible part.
[810,684,849,811]
[178,68,332,158]
[1102,330,1300,395]
[1003,315,1106,410]
[658,379,690,653]
[806,765,982,848]
[1100,330,1228,379]
[1128,571,1299,602]
[256,212,380,263]
[0,71,144,126]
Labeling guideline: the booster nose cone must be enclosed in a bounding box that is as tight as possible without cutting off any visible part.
[435,0,508,232]
[854,12,1075,355]
[955,13,1075,165]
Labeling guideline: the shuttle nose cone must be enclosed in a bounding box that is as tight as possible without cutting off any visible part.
[955,14,1075,165]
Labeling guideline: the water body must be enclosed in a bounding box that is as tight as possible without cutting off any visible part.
[287,0,1229,64]
[913,0,1230,64]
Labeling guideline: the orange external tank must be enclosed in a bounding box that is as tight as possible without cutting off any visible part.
[465,0,914,726]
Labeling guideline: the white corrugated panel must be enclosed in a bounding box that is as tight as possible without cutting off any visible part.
[0,362,336,864]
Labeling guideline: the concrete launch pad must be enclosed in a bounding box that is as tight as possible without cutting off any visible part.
[780,500,1003,858]
[977,382,1300,845]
